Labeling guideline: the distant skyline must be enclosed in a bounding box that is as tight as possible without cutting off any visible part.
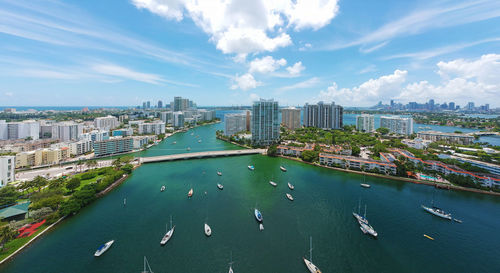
[1,0,500,107]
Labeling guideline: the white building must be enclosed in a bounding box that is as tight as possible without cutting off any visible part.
[356,114,375,132]
[0,120,8,140]
[54,122,83,141]
[380,116,413,135]
[80,130,110,142]
[160,112,173,124]
[402,138,431,149]
[132,135,157,149]
[198,109,216,121]
[2,120,40,140]
[69,140,93,156]
[173,112,185,128]
[0,156,15,187]
[94,115,119,130]
[224,113,247,136]
[138,121,166,135]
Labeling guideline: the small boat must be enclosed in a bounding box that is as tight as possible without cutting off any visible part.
[188,188,193,197]
[172,141,177,144]
[259,223,264,231]
[217,183,224,190]
[123,198,126,206]
[422,205,452,220]
[286,193,294,201]
[141,256,154,273]
[161,216,175,245]
[360,183,371,188]
[269,181,277,187]
[248,165,255,171]
[424,234,434,240]
[453,218,463,223]
[228,252,234,273]
[303,237,321,273]
[94,240,114,257]
[359,221,378,237]
[254,209,263,222]
[186,147,191,151]
[160,185,165,192]
[217,171,222,176]
[280,166,287,172]
[204,223,212,236]
[288,182,294,190]
[198,139,202,143]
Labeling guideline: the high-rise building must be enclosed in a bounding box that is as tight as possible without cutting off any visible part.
[429,99,435,110]
[246,110,251,131]
[0,120,7,140]
[224,113,247,136]
[303,102,343,129]
[52,122,83,141]
[94,115,119,130]
[2,120,40,140]
[356,114,375,132]
[251,99,280,146]
[466,102,475,111]
[146,101,151,109]
[380,116,413,135]
[160,112,173,124]
[158,100,163,109]
[143,102,147,109]
[449,102,455,110]
[138,121,166,135]
[173,111,185,128]
[281,107,301,130]
[485,104,490,111]
[0,155,15,187]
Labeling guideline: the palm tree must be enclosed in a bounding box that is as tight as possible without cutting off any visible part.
[0,226,17,251]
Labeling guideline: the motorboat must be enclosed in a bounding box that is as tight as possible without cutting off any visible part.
[360,183,371,188]
[280,166,287,172]
[286,193,294,201]
[422,205,452,220]
[217,171,222,176]
[303,237,321,273]
[198,140,202,143]
[160,185,166,192]
[254,209,263,222]
[188,188,193,197]
[288,182,294,190]
[269,181,277,187]
[187,147,191,151]
[161,216,175,245]
[204,223,212,236]
[94,240,114,257]
[248,165,255,171]
[259,223,264,231]
[217,183,224,190]
[172,141,177,144]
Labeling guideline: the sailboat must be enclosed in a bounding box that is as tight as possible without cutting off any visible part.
[360,175,370,188]
[422,194,452,220]
[353,203,378,237]
[352,200,368,224]
[160,185,165,192]
[160,216,175,245]
[141,256,154,273]
[303,236,322,273]
[228,251,234,273]
[204,223,212,236]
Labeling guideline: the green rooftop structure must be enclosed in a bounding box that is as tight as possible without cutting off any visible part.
[0,201,30,221]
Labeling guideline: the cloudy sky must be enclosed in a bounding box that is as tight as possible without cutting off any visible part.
[1,0,499,107]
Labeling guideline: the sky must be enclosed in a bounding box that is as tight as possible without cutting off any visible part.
[0,0,499,107]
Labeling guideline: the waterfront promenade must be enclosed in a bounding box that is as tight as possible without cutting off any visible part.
[140,149,266,163]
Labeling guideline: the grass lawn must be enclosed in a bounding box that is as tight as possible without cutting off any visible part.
[0,224,50,261]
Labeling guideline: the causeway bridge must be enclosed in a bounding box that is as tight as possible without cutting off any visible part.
[466,132,500,136]
[140,149,266,163]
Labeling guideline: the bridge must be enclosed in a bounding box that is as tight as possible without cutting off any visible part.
[140,149,267,164]
[466,132,500,136]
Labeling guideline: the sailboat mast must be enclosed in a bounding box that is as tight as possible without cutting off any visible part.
[170,215,173,229]
[309,236,313,262]
[364,205,367,219]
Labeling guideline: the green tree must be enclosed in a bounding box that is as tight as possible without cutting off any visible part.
[376,127,390,135]
[0,226,18,250]
[351,145,361,156]
[59,199,81,216]
[66,177,81,193]
[0,186,19,206]
[120,164,134,174]
[32,176,48,192]
[267,144,278,157]
[301,150,319,162]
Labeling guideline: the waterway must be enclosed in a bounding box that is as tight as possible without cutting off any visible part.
[2,120,500,273]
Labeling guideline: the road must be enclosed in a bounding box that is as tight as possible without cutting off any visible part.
[15,160,116,182]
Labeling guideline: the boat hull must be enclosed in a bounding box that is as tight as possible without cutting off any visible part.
[254,209,263,222]
[160,226,175,245]
[422,205,452,220]
[303,258,321,273]
[94,240,114,257]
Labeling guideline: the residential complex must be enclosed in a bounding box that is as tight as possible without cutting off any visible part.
[356,114,375,132]
[251,99,280,146]
[303,102,343,129]
[93,137,133,157]
[138,121,166,135]
[224,113,247,136]
[94,115,119,130]
[0,120,40,140]
[319,153,397,175]
[281,107,301,130]
[417,131,474,145]
[0,155,15,187]
[380,116,413,135]
[173,112,185,128]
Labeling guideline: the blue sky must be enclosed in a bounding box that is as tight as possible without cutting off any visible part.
[1,0,499,107]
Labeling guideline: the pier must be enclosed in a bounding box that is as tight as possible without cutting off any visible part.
[140,149,266,163]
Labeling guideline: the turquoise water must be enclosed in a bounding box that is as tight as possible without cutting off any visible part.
[2,120,500,273]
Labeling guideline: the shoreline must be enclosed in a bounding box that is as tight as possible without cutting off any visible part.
[215,135,251,149]
[278,155,500,197]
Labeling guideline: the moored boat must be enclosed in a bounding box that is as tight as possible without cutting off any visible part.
[421,205,452,220]
[360,183,371,188]
[94,240,114,257]
[204,223,212,236]
[186,147,191,151]
[217,171,222,176]
[198,140,202,143]
[286,193,294,201]
[269,181,277,187]
[359,221,378,237]
[217,183,224,190]
[188,188,193,197]
[248,165,255,171]
[161,216,175,245]
[254,209,263,222]
[288,182,294,190]
[280,166,287,172]
[259,223,264,231]
[303,237,321,273]
[160,185,165,192]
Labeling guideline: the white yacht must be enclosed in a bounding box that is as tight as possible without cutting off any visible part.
[303,237,321,273]
[269,181,277,187]
[286,193,294,201]
[217,183,224,190]
[160,185,165,192]
[161,216,175,245]
[204,223,212,236]
[288,182,294,190]
[94,240,114,257]
[422,205,452,220]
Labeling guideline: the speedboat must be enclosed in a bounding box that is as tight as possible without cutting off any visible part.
[94,240,114,257]
[360,183,371,188]
[422,205,452,220]
[217,183,224,190]
[280,166,287,172]
[188,188,193,197]
[160,185,165,192]
[217,171,222,176]
[288,182,294,190]
[286,193,294,201]
[248,165,255,171]
[204,223,212,236]
[254,209,263,222]
[303,237,321,273]
[198,140,202,143]
[161,218,175,245]
[259,223,264,231]
[269,181,277,187]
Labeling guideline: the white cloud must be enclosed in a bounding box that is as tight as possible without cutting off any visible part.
[249,56,287,74]
[278,77,320,92]
[286,61,305,76]
[436,54,500,86]
[231,73,262,91]
[92,64,165,84]
[132,0,339,55]
[358,64,377,74]
[4,92,13,97]
[299,43,312,51]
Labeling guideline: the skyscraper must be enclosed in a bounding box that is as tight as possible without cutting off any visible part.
[356,114,375,132]
[380,116,413,135]
[224,113,247,136]
[251,99,279,146]
[146,101,151,109]
[281,107,301,130]
[157,100,163,109]
[303,102,343,129]
[466,102,475,111]
[449,102,455,110]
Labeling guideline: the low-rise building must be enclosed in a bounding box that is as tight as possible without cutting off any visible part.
[417,131,474,145]
[112,128,134,137]
[401,138,432,149]
[93,137,133,157]
[277,144,313,157]
[319,153,397,174]
[132,135,157,149]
